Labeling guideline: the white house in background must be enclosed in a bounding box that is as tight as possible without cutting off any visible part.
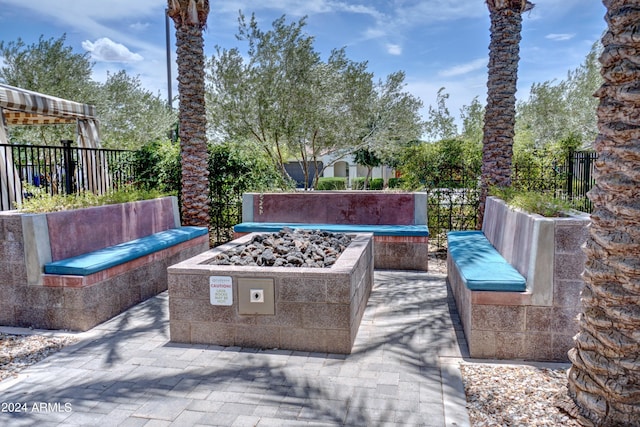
[320,153,395,188]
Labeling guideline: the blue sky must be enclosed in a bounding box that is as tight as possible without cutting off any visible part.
[0,0,606,131]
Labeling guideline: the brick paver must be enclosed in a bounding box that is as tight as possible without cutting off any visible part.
[0,271,470,426]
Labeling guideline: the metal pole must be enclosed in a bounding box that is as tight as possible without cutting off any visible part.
[61,139,74,195]
[165,8,173,109]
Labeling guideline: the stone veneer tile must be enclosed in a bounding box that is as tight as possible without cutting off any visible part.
[326,279,351,304]
[468,330,497,358]
[495,332,526,359]
[191,321,234,346]
[523,333,554,361]
[552,334,575,362]
[170,298,215,323]
[326,329,352,354]
[260,302,303,328]
[21,286,64,308]
[168,274,209,300]
[95,299,121,325]
[554,253,587,280]
[525,306,553,332]
[63,287,96,310]
[0,302,15,324]
[280,328,327,353]
[0,284,18,305]
[170,321,192,343]
[555,223,588,253]
[234,324,281,349]
[279,277,327,302]
[471,305,525,332]
[117,280,142,311]
[54,308,97,331]
[552,306,580,333]
[302,303,350,330]
[553,279,584,308]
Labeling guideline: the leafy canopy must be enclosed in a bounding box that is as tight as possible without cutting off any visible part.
[207,12,423,188]
[0,34,175,149]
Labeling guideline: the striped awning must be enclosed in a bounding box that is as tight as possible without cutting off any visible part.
[0,83,97,125]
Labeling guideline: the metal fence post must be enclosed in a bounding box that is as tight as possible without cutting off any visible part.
[566,150,574,200]
[61,140,75,195]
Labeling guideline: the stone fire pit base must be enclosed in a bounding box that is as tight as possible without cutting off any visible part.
[167,232,373,354]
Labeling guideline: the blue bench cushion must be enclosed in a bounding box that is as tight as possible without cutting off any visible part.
[44,226,208,276]
[447,230,526,292]
[234,222,429,237]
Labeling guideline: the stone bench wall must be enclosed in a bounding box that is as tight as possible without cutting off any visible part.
[448,197,590,361]
[0,197,209,331]
[239,191,429,271]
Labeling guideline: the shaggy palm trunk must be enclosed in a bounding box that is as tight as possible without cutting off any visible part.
[168,1,210,227]
[478,1,532,227]
[567,1,640,425]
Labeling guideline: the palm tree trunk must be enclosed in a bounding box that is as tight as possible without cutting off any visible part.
[168,0,210,228]
[566,1,640,425]
[478,0,533,227]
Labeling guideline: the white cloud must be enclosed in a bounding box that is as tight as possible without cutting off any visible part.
[82,38,143,62]
[439,58,487,77]
[545,33,576,41]
[0,0,164,54]
[130,22,150,32]
[386,43,402,56]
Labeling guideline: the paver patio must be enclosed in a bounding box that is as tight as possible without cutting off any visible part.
[0,270,470,427]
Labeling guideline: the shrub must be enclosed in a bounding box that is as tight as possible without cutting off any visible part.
[490,187,572,217]
[19,186,167,213]
[351,178,383,190]
[317,177,346,190]
[388,177,404,189]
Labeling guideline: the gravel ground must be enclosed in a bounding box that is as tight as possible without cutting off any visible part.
[0,332,78,382]
[1,252,580,426]
[460,363,579,427]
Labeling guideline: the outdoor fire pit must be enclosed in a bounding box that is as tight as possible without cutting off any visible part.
[167,230,373,354]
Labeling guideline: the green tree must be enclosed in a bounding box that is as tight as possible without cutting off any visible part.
[353,148,381,189]
[460,96,484,146]
[516,41,602,149]
[208,13,371,187]
[399,137,481,190]
[132,139,181,193]
[208,140,283,244]
[0,35,94,100]
[167,0,210,228]
[96,71,177,149]
[360,71,424,164]
[207,13,422,189]
[424,87,457,141]
[0,34,97,145]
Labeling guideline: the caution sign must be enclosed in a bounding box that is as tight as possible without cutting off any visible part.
[209,276,233,306]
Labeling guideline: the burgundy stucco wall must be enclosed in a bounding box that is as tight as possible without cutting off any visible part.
[47,197,177,261]
[253,192,415,225]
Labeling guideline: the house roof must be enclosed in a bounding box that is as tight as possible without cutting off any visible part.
[0,83,96,125]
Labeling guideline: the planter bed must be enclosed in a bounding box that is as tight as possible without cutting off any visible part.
[447,196,590,361]
[0,196,209,331]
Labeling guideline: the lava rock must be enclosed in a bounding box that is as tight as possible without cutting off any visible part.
[208,229,352,268]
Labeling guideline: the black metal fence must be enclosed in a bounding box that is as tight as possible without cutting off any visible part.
[1,141,135,211]
[426,150,597,249]
[564,150,597,212]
